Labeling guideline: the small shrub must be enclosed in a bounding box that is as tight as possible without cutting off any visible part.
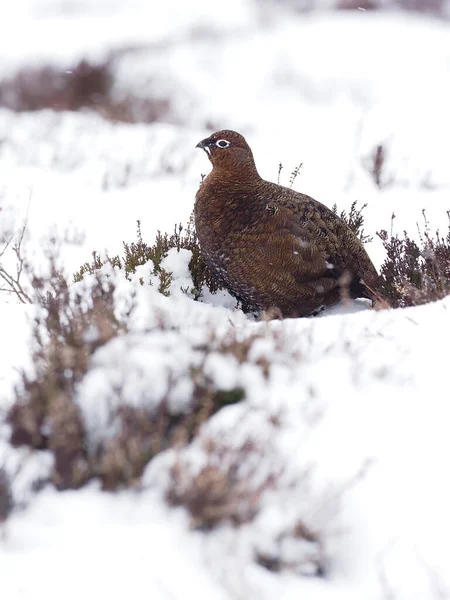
[74,215,221,300]
[332,200,373,244]
[8,273,126,489]
[0,57,172,124]
[166,428,326,577]
[166,436,283,530]
[0,60,113,113]
[377,211,450,307]
[332,203,450,308]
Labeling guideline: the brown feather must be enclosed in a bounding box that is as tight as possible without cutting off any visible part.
[194,130,380,318]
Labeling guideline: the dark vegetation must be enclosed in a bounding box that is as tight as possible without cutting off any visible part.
[362,144,450,307]
[332,202,450,308]
[0,56,173,124]
[0,60,112,114]
[377,211,450,307]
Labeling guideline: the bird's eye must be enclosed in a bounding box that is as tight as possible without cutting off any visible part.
[216,139,230,148]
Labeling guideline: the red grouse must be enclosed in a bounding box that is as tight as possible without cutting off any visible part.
[194,130,380,318]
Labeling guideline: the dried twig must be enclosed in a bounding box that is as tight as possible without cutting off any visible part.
[277,162,283,185]
[0,217,33,304]
[289,163,303,188]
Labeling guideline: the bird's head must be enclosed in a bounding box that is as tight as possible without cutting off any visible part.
[196,130,258,177]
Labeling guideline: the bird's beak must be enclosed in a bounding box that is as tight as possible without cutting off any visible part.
[196,137,212,157]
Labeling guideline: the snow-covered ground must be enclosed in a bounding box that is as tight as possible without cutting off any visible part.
[1,1,450,599]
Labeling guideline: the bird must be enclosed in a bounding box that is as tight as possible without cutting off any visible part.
[194,130,381,318]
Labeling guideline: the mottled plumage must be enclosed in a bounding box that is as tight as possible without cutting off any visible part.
[194,130,380,318]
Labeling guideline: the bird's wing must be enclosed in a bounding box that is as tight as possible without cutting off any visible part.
[266,190,379,284]
[259,202,338,283]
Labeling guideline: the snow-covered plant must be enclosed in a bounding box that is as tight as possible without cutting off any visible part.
[166,436,284,530]
[74,216,221,301]
[6,264,274,493]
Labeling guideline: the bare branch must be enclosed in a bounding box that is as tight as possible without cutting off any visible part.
[0,197,33,303]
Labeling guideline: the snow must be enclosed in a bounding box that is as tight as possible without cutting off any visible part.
[1,1,450,599]
[0,485,230,600]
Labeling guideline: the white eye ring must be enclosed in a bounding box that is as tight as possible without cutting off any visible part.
[216,139,230,148]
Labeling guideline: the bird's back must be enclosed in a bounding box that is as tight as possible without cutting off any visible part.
[258,180,379,289]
